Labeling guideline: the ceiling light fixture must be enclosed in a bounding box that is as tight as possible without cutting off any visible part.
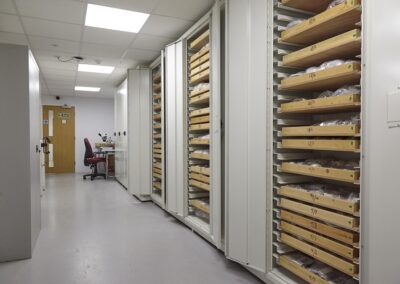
[75,86,101,92]
[78,64,114,74]
[85,4,149,33]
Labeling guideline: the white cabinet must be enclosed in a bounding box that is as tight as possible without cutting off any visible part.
[115,79,128,188]
[0,45,41,262]
[127,68,152,201]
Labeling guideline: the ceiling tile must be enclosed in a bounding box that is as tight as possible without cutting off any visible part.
[41,71,76,81]
[117,58,139,69]
[76,72,109,84]
[47,87,75,96]
[0,13,24,34]
[46,79,75,88]
[41,67,76,77]
[22,17,82,41]
[15,0,86,25]
[124,48,159,62]
[0,0,17,14]
[87,0,159,14]
[140,15,193,38]
[75,92,98,98]
[36,59,78,71]
[153,0,214,21]
[80,42,125,58]
[130,34,171,51]
[0,31,28,45]
[29,36,80,54]
[82,26,135,48]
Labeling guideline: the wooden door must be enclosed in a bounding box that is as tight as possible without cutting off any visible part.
[42,106,75,173]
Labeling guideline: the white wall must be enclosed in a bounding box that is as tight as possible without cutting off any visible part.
[41,96,114,173]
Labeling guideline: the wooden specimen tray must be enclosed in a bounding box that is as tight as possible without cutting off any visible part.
[153,74,161,83]
[153,148,162,154]
[153,124,162,130]
[281,221,357,259]
[190,172,210,184]
[153,172,162,179]
[153,182,162,190]
[283,29,361,68]
[190,92,210,105]
[153,167,162,175]
[190,45,210,62]
[153,133,162,139]
[190,107,210,118]
[153,154,162,159]
[280,0,362,45]
[279,185,359,214]
[190,165,210,176]
[280,210,357,245]
[280,93,361,114]
[154,162,162,169]
[281,162,359,183]
[153,83,161,93]
[280,63,361,91]
[190,152,210,160]
[279,198,359,229]
[190,115,209,125]
[278,255,331,284]
[191,199,210,214]
[281,139,360,152]
[190,69,210,85]
[190,87,209,97]
[190,179,210,191]
[190,30,210,50]
[153,94,161,100]
[281,0,332,13]
[189,123,210,132]
[190,138,210,145]
[190,61,210,77]
[153,143,162,149]
[280,233,358,276]
[153,114,161,120]
[282,124,360,137]
[190,52,210,70]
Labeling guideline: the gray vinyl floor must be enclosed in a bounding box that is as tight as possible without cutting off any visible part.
[0,174,262,284]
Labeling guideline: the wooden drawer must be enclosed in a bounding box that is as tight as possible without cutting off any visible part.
[190,52,210,70]
[190,30,210,49]
[279,198,359,229]
[153,83,161,93]
[190,115,209,125]
[153,153,162,159]
[190,179,210,191]
[283,29,361,68]
[153,124,162,130]
[190,138,210,145]
[278,255,331,284]
[153,113,161,120]
[153,104,162,111]
[153,162,162,169]
[190,165,210,176]
[281,162,359,183]
[282,124,360,137]
[153,74,161,83]
[153,143,162,149]
[190,87,209,97]
[153,182,162,190]
[153,149,162,154]
[280,210,358,245]
[153,167,162,175]
[190,61,210,77]
[280,233,358,276]
[189,123,210,132]
[279,185,359,214]
[280,0,362,45]
[190,92,210,105]
[281,0,332,13]
[190,152,210,160]
[153,172,162,179]
[153,94,161,100]
[190,107,210,118]
[190,69,210,85]
[280,221,357,260]
[153,133,162,139]
[190,172,210,184]
[280,63,361,91]
[191,45,210,62]
[281,139,360,152]
[279,93,361,114]
[190,199,210,214]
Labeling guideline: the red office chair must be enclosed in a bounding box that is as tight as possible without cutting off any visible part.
[83,138,106,180]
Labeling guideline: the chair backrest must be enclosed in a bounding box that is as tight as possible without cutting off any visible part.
[84,138,94,166]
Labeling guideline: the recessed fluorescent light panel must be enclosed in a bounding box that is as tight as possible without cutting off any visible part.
[85,4,149,33]
[75,86,101,92]
[78,64,114,74]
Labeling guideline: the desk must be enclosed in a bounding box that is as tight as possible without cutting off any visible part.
[95,147,115,179]
[95,142,115,148]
